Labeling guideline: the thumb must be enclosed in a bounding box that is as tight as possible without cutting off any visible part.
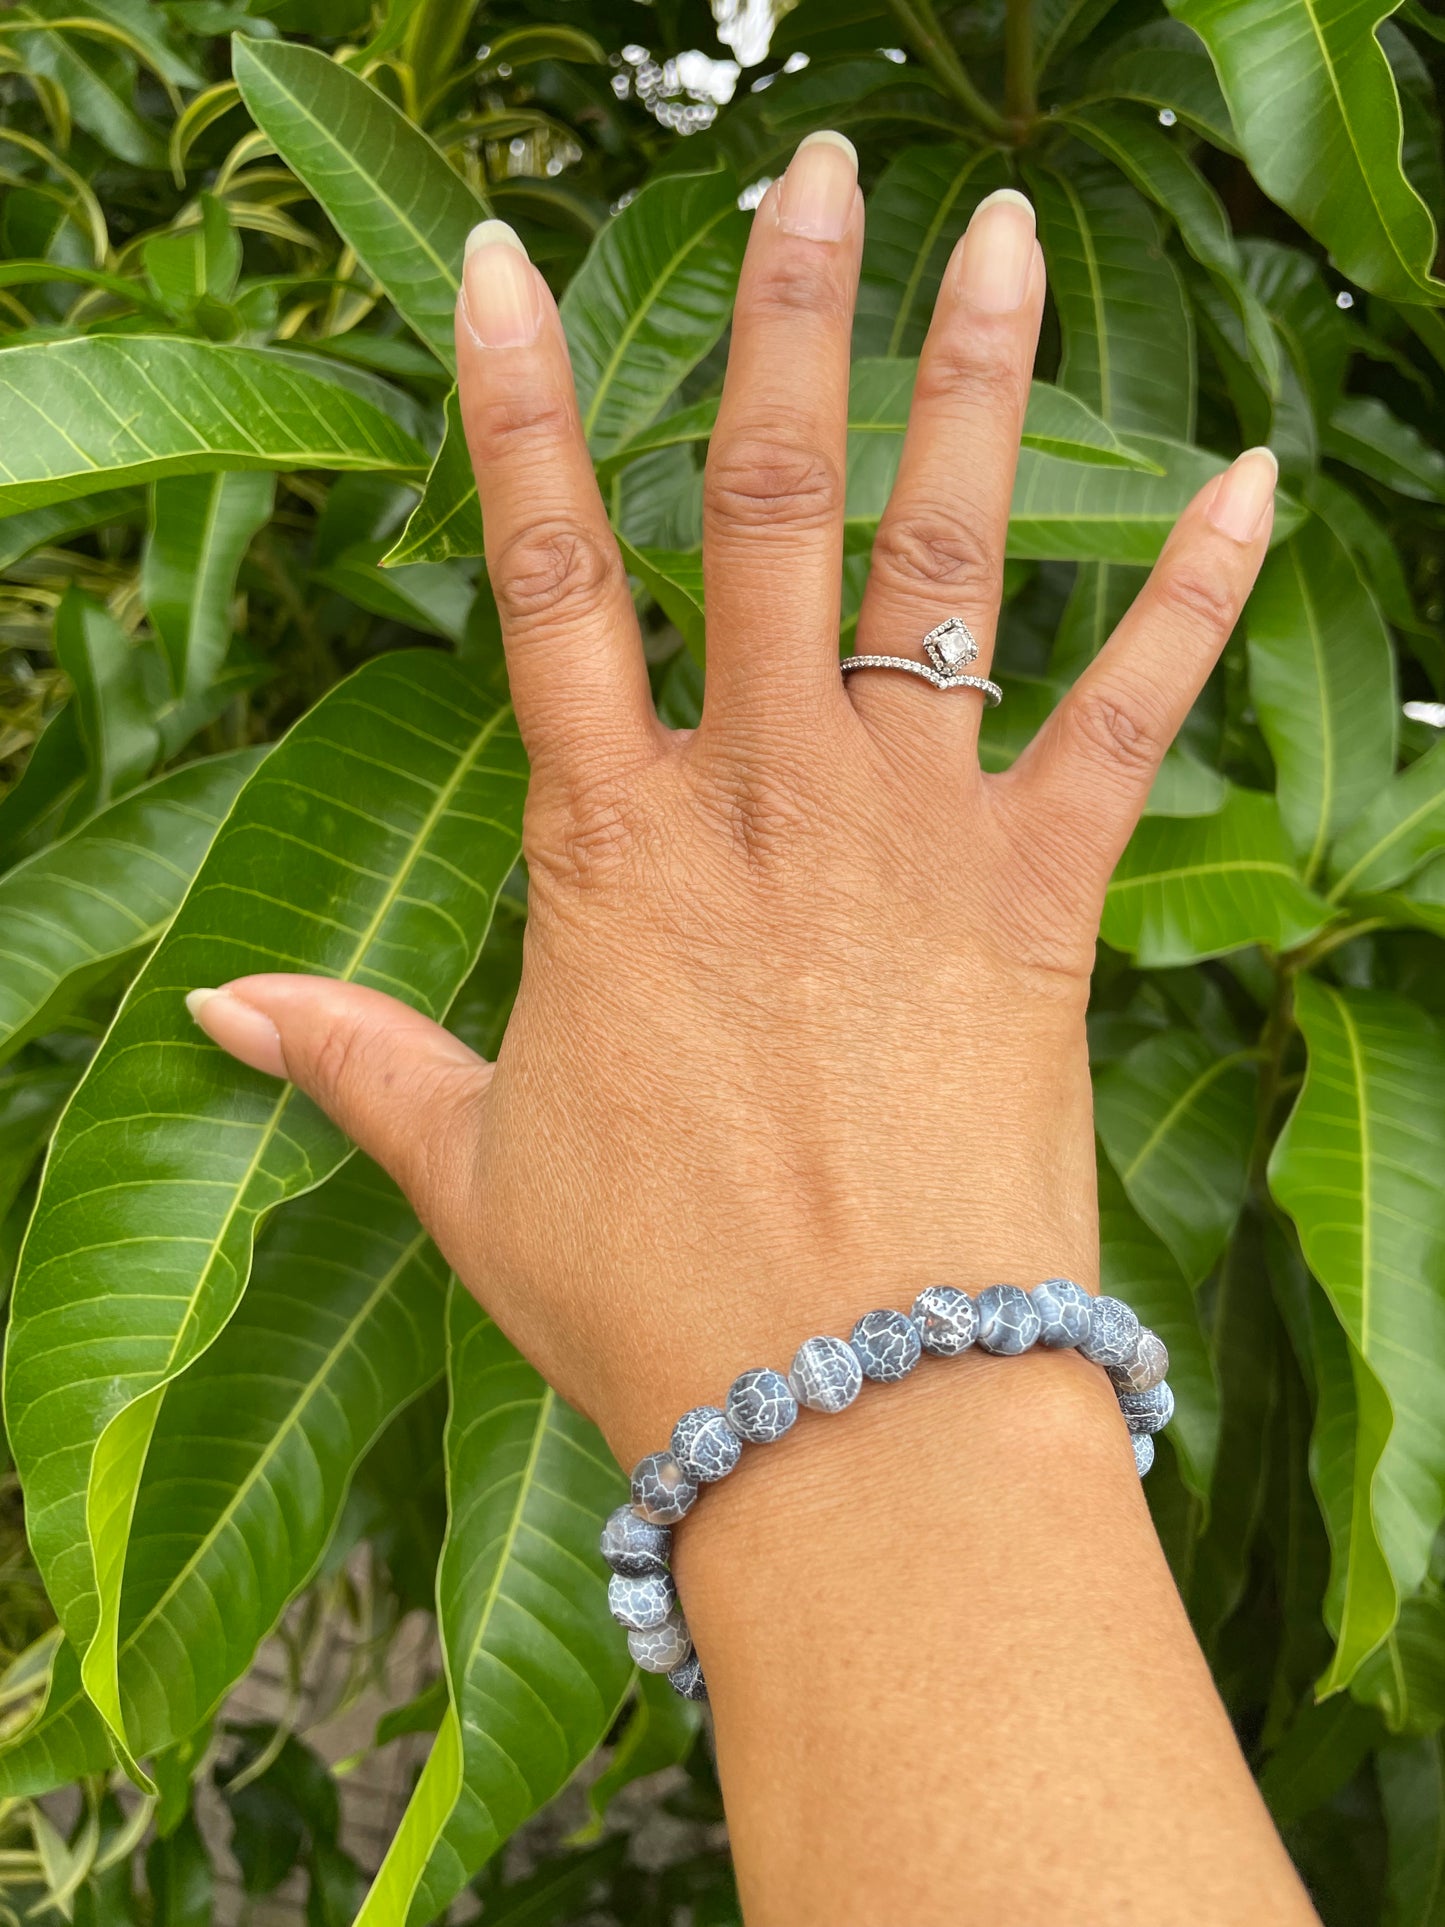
[185,973,488,1238]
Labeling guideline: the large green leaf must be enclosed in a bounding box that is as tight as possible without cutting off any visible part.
[1101,784,1332,964]
[385,389,481,567]
[1323,395,1445,504]
[1095,1030,1258,1284]
[853,145,1008,358]
[1167,0,1445,302]
[0,1053,80,1226]
[2,652,526,1775]
[143,473,274,698]
[1006,434,1246,564]
[52,591,163,817]
[356,1291,631,1926]
[1270,981,1445,1689]
[1247,518,1397,884]
[560,168,748,460]
[0,338,427,513]
[1328,737,1445,903]
[231,36,487,364]
[1380,1734,1445,1925]
[0,751,259,1071]
[1084,18,1238,150]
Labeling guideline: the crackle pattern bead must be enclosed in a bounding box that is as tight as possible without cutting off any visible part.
[600,1506,672,1577]
[789,1334,863,1413]
[671,1405,742,1483]
[1079,1294,1141,1369]
[608,1569,676,1632]
[629,1610,691,1674]
[726,1367,798,1443]
[912,1285,977,1356]
[1108,1328,1170,1396]
[1132,1433,1156,1477]
[1118,1381,1175,1436]
[668,1652,708,1702]
[1031,1277,1092,1349]
[974,1284,1042,1355]
[850,1309,922,1382]
[631,1449,699,1524]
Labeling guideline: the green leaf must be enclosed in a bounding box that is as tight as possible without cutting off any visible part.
[1027,160,1195,439]
[1005,433,1241,564]
[1095,1031,1258,1284]
[0,337,427,513]
[143,194,241,316]
[575,1673,700,1840]
[1167,0,1445,302]
[1323,395,1445,503]
[616,537,706,661]
[1329,737,1445,903]
[1354,1589,1445,1734]
[1270,981,1445,1690]
[314,544,474,644]
[1101,784,1332,964]
[854,145,1009,359]
[356,1290,631,1924]
[1084,18,1238,150]
[709,57,956,181]
[2,651,526,1775]
[231,35,488,364]
[0,750,258,1071]
[561,168,749,460]
[0,493,139,572]
[147,1811,213,1927]
[384,390,481,567]
[143,472,274,697]
[1246,518,1397,884]
[53,589,163,816]
[9,7,166,168]
[1380,1734,1445,1925]
[0,1055,79,1225]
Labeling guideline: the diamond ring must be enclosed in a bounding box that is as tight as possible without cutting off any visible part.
[840,616,1003,705]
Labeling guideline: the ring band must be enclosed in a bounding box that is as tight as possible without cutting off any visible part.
[841,615,1003,706]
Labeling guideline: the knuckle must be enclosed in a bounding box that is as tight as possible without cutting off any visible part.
[705,433,843,533]
[915,333,1028,417]
[1154,562,1241,637]
[466,387,574,465]
[870,511,996,598]
[1064,687,1166,781]
[492,518,621,632]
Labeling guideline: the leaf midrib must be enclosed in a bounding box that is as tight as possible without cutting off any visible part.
[1120,1048,1256,1185]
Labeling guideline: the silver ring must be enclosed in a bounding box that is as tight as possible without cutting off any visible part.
[840,616,1002,707]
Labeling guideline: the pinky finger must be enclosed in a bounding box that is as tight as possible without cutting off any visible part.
[999,446,1278,886]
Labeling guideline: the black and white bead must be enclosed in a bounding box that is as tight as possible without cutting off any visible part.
[790,1335,863,1413]
[1079,1295,1141,1368]
[1118,1381,1175,1436]
[668,1651,708,1701]
[671,1405,743,1483]
[600,1506,672,1576]
[911,1285,977,1356]
[726,1367,799,1443]
[629,1610,692,1674]
[608,1569,676,1631]
[1031,1277,1092,1349]
[849,1309,922,1382]
[975,1284,1042,1355]
[630,1449,698,1524]
[1108,1328,1170,1395]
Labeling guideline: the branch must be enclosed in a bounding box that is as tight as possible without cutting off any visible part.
[1004,0,1036,132]
[885,0,1009,140]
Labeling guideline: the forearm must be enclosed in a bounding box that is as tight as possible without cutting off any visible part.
[677,1341,1316,1925]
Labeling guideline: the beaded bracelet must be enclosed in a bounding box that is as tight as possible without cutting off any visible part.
[598,1281,1173,1704]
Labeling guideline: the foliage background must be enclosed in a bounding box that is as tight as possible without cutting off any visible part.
[0,0,1443,1917]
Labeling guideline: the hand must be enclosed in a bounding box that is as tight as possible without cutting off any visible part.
[188,139,1276,1471]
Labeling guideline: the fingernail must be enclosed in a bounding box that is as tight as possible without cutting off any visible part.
[460,220,541,347]
[956,188,1037,314]
[185,986,288,1080]
[778,130,858,242]
[1207,446,1279,543]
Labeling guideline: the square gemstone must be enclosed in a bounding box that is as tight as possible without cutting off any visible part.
[926,618,976,667]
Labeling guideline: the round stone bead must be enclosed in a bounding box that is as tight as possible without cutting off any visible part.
[1030,1277,1092,1349]
[850,1309,922,1382]
[789,1335,863,1414]
[726,1368,798,1443]
[668,1652,708,1702]
[607,1569,676,1632]
[1108,1327,1170,1396]
[911,1285,978,1357]
[670,1405,742,1484]
[1118,1380,1175,1435]
[1132,1433,1156,1478]
[628,1609,691,1674]
[1078,1295,1141,1369]
[974,1284,1042,1355]
[630,1450,699,1524]
[599,1505,672,1577]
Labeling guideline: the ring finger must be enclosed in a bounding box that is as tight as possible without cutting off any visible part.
[848,189,1045,757]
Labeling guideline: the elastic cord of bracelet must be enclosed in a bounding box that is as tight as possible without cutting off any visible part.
[597,1281,1174,1703]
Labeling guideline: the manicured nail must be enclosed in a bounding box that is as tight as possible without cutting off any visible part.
[778,130,858,242]
[956,188,1037,313]
[1207,446,1279,543]
[460,219,541,347]
[185,986,288,1080]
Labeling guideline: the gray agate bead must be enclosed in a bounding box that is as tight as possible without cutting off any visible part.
[599,1505,671,1577]
[911,1285,977,1356]
[1031,1277,1092,1349]
[974,1285,1041,1355]
[1118,1380,1174,1436]
[1132,1433,1156,1478]
[1079,1295,1141,1369]
[628,1609,691,1674]
[630,1450,699,1524]
[789,1335,863,1413]
[1108,1328,1170,1396]
[608,1569,676,1632]
[668,1651,708,1702]
[850,1309,922,1382]
[671,1405,742,1483]
[726,1368,798,1443]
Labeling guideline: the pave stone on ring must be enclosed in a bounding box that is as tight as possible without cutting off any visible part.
[841,616,1003,705]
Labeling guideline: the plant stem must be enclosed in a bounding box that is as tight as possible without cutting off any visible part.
[885,0,1010,140]
[1004,0,1036,133]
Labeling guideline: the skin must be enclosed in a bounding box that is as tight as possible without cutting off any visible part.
[189,138,1319,1925]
